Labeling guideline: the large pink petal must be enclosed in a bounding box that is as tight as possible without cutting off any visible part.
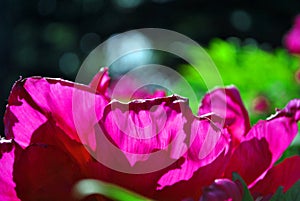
[98,95,190,167]
[28,118,136,199]
[224,99,300,186]
[250,156,300,196]
[244,99,300,165]
[0,139,106,201]
[98,95,230,200]
[0,139,21,201]
[156,116,231,190]
[22,119,111,200]
[199,87,250,145]
[4,77,108,150]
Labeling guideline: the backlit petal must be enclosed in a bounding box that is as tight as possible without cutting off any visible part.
[251,156,300,196]
[199,86,250,145]
[0,139,21,201]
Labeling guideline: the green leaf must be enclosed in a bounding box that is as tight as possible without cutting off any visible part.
[73,179,155,201]
[282,180,300,201]
[232,172,254,201]
[269,186,284,201]
[269,180,300,201]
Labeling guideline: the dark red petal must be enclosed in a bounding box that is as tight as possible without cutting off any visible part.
[199,86,251,145]
[294,14,300,28]
[23,119,112,201]
[223,138,272,185]
[13,144,85,201]
[250,156,300,196]
[0,139,21,201]
[30,119,93,169]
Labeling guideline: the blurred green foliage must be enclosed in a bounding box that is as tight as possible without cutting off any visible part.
[180,38,300,123]
[270,180,300,201]
[179,38,300,160]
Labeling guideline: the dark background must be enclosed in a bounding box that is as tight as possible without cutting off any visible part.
[1,0,300,134]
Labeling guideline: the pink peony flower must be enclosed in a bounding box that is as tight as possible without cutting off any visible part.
[284,14,300,54]
[1,68,300,201]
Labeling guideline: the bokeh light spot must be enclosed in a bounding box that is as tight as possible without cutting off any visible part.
[230,10,252,32]
[80,32,101,53]
[106,31,153,76]
[43,23,77,50]
[113,0,143,9]
[59,52,80,76]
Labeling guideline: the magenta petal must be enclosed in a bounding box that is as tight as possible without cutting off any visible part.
[151,90,167,98]
[0,139,21,201]
[4,77,108,150]
[96,95,230,200]
[244,99,300,165]
[91,95,193,198]
[199,86,251,144]
[99,95,189,167]
[273,99,300,122]
[224,99,300,186]
[200,179,243,201]
[223,138,272,185]
[89,67,111,97]
[284,29,300,54]
[156,151,229,201]
[4,80,47,147]
[155,112,231,200]
[157,119,230,188]
[251,156,300,196]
